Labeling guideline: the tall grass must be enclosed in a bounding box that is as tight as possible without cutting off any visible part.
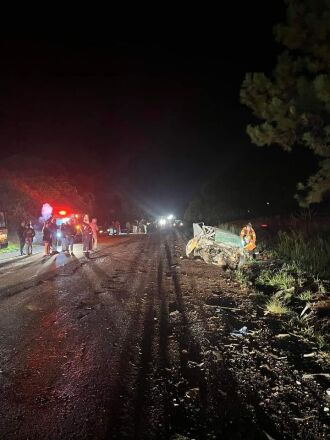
[266,297,289,314]
[257,267,296,291]
[275,231,330,279]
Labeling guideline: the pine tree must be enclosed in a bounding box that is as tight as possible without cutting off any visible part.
[240,0,330,206]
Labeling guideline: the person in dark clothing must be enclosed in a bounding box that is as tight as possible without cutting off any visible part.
[24,222,35,256]
[17,221,26,255]
[67,215,77,255]
[42,219,52,256]
[60,221,69,253]
[49,217,58,253]
[81,214,93,257]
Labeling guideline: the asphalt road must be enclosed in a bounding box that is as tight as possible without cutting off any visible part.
[0,233,328,440]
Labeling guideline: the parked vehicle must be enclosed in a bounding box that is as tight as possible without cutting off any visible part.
[0,211,8,248]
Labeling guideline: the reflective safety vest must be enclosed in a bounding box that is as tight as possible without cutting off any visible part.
[240,226,256,251]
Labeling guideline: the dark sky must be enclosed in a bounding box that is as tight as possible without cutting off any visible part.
[0,3,288,218]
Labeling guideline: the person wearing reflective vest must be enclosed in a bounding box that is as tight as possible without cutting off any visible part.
[240,222,256,252]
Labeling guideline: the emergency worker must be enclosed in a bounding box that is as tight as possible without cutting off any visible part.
[240,222,256,255]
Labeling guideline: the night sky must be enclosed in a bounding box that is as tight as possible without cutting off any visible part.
[1,3,293,219]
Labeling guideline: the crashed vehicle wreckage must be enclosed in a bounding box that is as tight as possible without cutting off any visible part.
[186,223,249,270]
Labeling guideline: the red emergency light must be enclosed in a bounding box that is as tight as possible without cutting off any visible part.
[58,210,67,216]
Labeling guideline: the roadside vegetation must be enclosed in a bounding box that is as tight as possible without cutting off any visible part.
[0,242,19,254]
[235,229,330,353]
[275,231,330,279]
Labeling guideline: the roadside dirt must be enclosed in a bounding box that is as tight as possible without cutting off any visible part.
[0,232,328,439]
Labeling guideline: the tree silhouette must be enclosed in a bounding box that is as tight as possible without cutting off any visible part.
[241,0,330,206]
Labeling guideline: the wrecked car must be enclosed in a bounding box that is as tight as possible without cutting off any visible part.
[186,223,247,270]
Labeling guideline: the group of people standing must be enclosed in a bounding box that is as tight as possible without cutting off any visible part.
[42,214,76,257]
[111,220,121,235]
[110,219,147,235]
[17,221,36,256]
[125,219,147,234]
[42,214,98,258]
[17,214,99,259]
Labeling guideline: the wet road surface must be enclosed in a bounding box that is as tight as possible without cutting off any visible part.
[0,233,328,439]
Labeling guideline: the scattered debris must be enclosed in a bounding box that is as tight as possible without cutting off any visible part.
[212,350,223,362]
[303,352,316,358]
[187,361,204,369]
[275,333,291,339]
[185,387,200,399]
[215,305,241,312]
[230,326,248,337]
[293,416,315,421]
[262,431,276,440]
[170,434,192,440]
[269,353,287,360]
[302,373,330,380]
[300,303,311,317]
